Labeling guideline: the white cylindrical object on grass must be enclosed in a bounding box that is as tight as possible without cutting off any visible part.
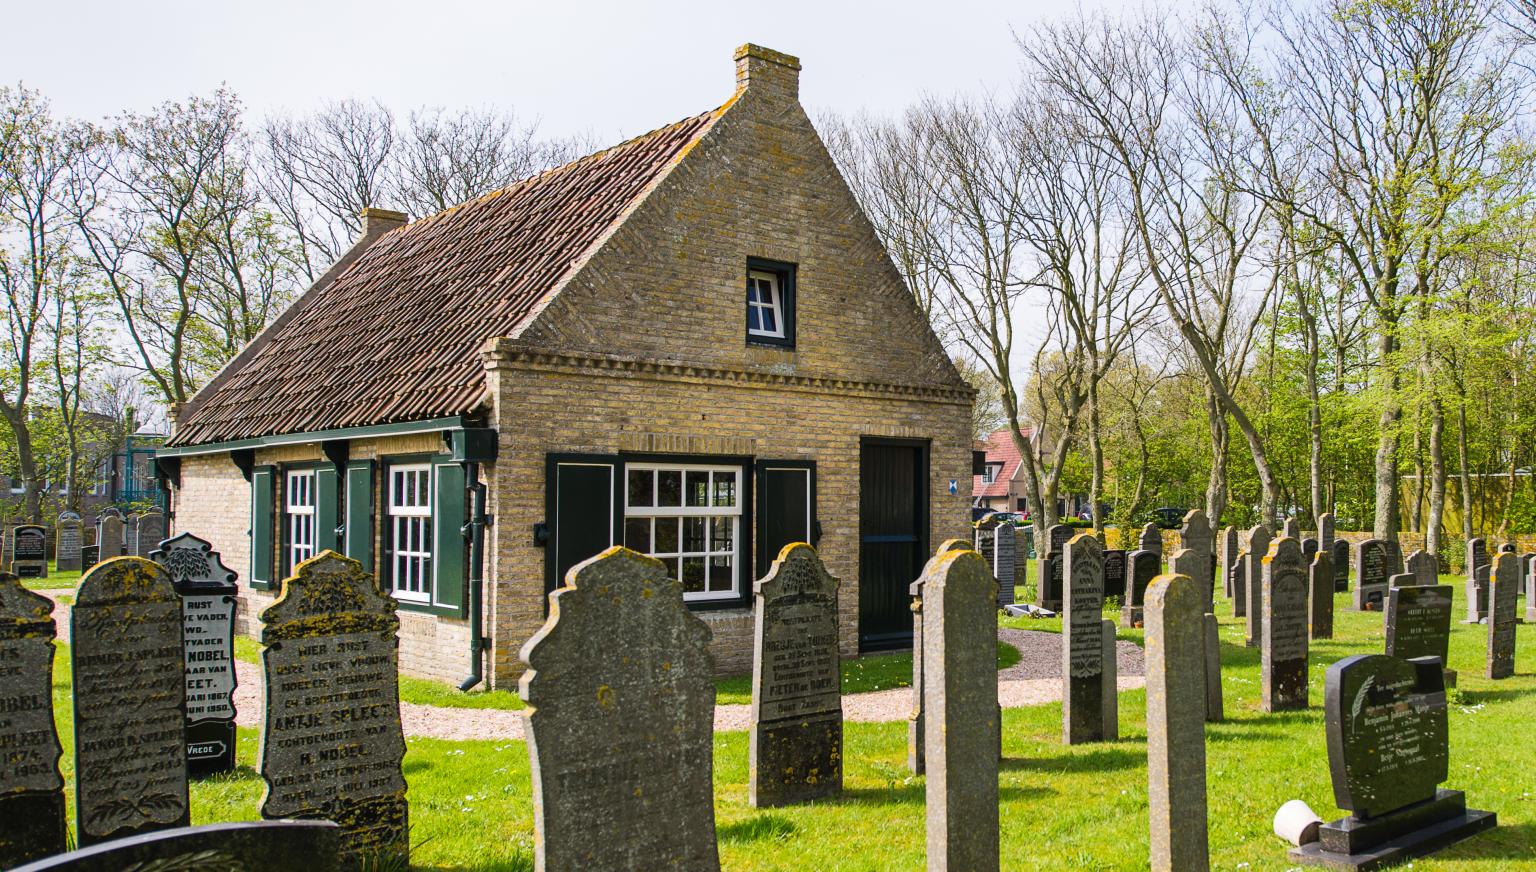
[1273,799,1323,846]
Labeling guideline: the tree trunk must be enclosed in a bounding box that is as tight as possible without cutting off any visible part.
[1457,400,1474,542]
[1410,412,1425,534]
[1088,377,1105,534]
[1373,327,1402,542]
[1204,388,1228,524]
[1427,397,1446,557]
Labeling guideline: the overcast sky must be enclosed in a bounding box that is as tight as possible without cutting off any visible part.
[9,0,1120,138]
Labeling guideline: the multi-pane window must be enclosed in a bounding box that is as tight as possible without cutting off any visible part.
[388,464,433,603]
[285,469,316,570]
[981,463,1002,484]
[624,464,741,601]
[747,270,785,339]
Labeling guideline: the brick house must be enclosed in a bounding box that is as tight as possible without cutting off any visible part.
[157,44,973,688]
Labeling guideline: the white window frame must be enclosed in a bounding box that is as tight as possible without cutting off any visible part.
[625,462,742,602]
[387,463,433,604]
[285,469,317,570]
[981,463,1002,484]
[747,269,786,340]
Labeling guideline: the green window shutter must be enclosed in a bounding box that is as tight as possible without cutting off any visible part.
[756,461,817,578]
[316,465,340,553]
[344,460,375,572]
[432,460,467,616]
[250,465,275,588]
[544,455,622,594]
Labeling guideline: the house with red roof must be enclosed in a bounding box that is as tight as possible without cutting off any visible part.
[156,45,974,687]
[972,426,1087,519]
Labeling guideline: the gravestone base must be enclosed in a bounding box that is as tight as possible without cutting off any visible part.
[0,793,67,867]
[1119,605,1143,628]
[1288,790,1495,871]
[750,714,843,808]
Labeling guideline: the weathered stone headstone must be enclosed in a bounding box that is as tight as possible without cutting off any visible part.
[1383,539,1404,576]
[1487,552,1517,680]
[521,547,717,871]
[922,550,999,872]
[10,525,46,579]
[909,538,972,775]
[1527,554,1536,623]
[1140,522,1162,556]
[1309,551,1334,641]
[1353,538,1389,612]
[1385,585,1454,688]
[750,544,841,807]
[1100,618,1118,742]
[1230,551,1248,618]
[1102,548,1127,600]
[0,526,11,572]
[1302,538,1319,561]
[0,572,66,867]
[1317,512,1335,555]
[1221,526,1238,597]
[1120,549,1158,628]
[54,513,82,573]
[1245,526,1271,648]
[261,551,407,864]
[1290,654,1495,868]
[1203,613,1223,723]
[1283,517,1301,539]
[1180,510,1215,611]
[1464,538,1489,622]
[9,820,343,872]
[123,515,139,557]
[1062,533,1106,744]
[71,557,189,847]
[151,532,239,777]
[1331,538,1350,592]
[1145,573,1209,872]
[1262,538,1310,712]
[131,508,165,558]
[1405,550,1437,587]
[993,523,1016,606]
[96,512,124,562]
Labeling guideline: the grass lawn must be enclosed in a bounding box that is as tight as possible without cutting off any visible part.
[45,574,1536,870]
[21,561,81,590]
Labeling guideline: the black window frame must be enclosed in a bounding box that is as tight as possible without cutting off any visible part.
[745,257,796,349]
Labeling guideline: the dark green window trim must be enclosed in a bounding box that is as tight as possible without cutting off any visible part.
[249,465,276,590]
[155,416,465,458]
[344,459,376,572]
[381,453,464,619]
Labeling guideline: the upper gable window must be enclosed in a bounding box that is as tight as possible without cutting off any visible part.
[746,258,795,348]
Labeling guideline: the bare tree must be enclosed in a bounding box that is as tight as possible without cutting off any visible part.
[395,106,582,217]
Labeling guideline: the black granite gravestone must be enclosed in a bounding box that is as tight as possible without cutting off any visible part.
[1354,540,1389,611]
[1120,549,1158,627]
[1303,538,1319,560]
[0,573,66,867]
[1332,539,1351,592]
[8,821,342,872]
[1290,654,1495,869]
[11,525,46,579]
[1385,584,1455,688]
[1102,549,1127,600]
[151,533,239,777]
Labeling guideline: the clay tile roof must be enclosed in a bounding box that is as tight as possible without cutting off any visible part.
[972,426,1033,498]
[169,107,721,447]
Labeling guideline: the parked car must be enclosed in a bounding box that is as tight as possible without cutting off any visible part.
[1152,506,1186,529]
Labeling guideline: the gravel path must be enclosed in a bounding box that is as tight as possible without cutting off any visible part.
[40,590,1144,742]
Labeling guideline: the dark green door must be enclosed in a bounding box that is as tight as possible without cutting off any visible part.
[858,440,927,651]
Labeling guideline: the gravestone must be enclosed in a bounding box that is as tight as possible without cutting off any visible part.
[922,550,999,872]
[909,539,971,775]
[521,548,718,871]
[1120,549,1158,628]
[1318,511,1336,555]
[123,515,139,557]
[1039,524,1074,611]
[71,557,189,846]
[1203,613,1223,723]
[1290,654,1495,868]
[1145,573,1209,872]
[1062,532,1106,744]
[1385,585,1454,688]
[1230,551,1248,618]
[1353,539,1389,612]
[1102,549,1127,600]
[8,820,342,872]
[1487,553,1517,680]
[0,572,66,867]
[1283,517,1301,539]
[54,513,82,573]
[131,508,165,558]
[96,512,124,561]
[1262,538,1310,712]
[1464,538,1489,622]
[1303,538,1319,561]
[993,523,1017,606]
[1180,510,1215,611]
[1309,551,1334,641]
[1383,539,1404,576]
[1221,527,1238,597]
[1406,550,1438,587]
[261,551,408,864]
[750,544,842,807]
[1245,526,1271,648]
[1527,555,1536,623]
[1499,541,1516,554]
[1100,618,1118,741]
[11,525,46,579]
[151,532,239,777]
[1169,549,1223,723]
[1332,538,1351,592]
[1465,565,1491,625]
[1,526,11,571]
[1140,522,1162,556]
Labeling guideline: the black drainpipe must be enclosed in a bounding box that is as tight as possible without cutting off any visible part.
[459,461,489,691]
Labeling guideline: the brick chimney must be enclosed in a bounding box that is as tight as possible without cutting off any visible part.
[360,207,409,241]
[735,44,801,101]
